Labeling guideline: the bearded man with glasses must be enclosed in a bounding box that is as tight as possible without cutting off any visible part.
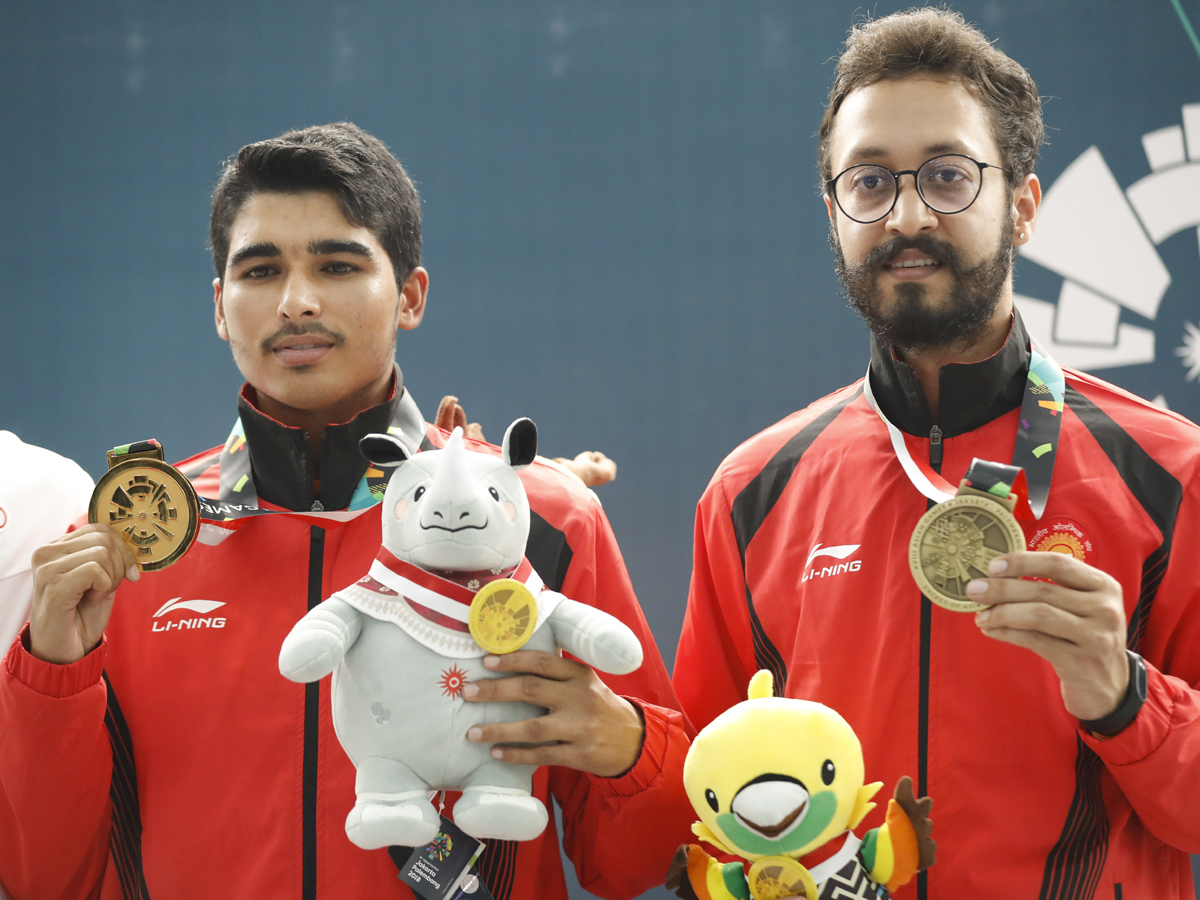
[674,8,1200,898]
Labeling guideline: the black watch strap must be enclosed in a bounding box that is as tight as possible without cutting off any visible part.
[1079,650,1147,738]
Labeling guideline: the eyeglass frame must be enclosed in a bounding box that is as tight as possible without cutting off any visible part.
[825,154,1009,224]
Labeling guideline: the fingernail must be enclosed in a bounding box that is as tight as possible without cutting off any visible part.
[988,559,1008,575]
[462,683,478,699]
[126,565,140,582]
[966,579,988,596]
[483,655,500,668]
[467,727,482,741]
[491,748,504,760]
[975,609,991,625]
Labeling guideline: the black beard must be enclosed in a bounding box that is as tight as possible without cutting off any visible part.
[832,221,1014,353]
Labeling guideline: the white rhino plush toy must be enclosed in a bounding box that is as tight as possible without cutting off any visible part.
[278,419,643,851]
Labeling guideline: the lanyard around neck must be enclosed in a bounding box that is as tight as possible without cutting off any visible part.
[862,337,1065,520]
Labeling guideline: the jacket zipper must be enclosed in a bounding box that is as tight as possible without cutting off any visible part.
[303,525,326,900]
[916,426,941,900]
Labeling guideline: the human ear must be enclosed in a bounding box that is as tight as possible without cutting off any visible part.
[213,278,230,342]
[1012,174,1041,245]
[397,267,429,331]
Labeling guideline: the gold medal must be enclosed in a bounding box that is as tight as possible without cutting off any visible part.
[88,441,199,572]
[468,578,539,654]
[747,856,816,900]
[909,480,1025,612]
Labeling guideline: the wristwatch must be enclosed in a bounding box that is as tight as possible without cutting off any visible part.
[1078,650,1147,738]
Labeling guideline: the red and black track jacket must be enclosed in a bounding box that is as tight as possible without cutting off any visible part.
[675,314,1200,899]
[0,384,694,900]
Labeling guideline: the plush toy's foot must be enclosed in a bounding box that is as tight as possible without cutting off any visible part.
[345,800,441,850]
[453,790,548,841]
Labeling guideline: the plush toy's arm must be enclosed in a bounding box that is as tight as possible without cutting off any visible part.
[278,596,363,683]
[665,845,750,900]
[859,775,936,892]
[546,596,643,675]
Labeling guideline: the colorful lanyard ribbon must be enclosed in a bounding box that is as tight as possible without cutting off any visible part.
[862,337,1065,520]
[197,390,430,531]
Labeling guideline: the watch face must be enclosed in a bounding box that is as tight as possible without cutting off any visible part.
[468,578,539,654]
[88,458,199,571]
[909,493,1026,612]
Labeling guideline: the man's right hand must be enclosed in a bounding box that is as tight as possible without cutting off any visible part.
[29,524,138,665]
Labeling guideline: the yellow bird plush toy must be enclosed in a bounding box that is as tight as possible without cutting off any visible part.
[666,671,935,900]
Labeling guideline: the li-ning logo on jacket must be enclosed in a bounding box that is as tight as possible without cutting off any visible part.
[151,597,227,632]
[802,543,862,583]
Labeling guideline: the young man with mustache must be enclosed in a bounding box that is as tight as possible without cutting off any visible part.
[675,9,1200,897]
[0,123,692,900]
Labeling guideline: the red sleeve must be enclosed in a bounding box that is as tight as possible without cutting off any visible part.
[0,626,113,898]
[542,485,697,899]
[673,473,760,733]
[1082,467,1200,853]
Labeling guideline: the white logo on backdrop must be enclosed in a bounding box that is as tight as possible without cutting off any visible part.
[1016,103,1200,390]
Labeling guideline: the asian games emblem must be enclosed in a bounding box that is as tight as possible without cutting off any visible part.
[427,831,453,862]
[439,665,468,698]
[1015,103,1200,421]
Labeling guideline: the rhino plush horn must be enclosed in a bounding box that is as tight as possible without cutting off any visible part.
[503,418,538,469]
[359,433,411,468]
[429,427,475,503]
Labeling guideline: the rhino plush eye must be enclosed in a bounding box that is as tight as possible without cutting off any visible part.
[488,487,500,501]
[414,486,426,502]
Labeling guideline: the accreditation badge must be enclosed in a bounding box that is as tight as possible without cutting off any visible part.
[88,439,199,571]
[908,459,1026,613]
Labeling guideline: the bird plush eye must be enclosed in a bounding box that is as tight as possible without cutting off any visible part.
[489,487,500,501]
[705,789,719,812]
[414,486,426,502]
[822,759,836,785]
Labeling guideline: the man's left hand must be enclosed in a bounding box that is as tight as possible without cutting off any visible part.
[967,551,1129,722]
[461,650,644,777]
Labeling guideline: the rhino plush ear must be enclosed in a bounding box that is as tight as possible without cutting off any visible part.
[502,418,538,469]
[359,433,411,468]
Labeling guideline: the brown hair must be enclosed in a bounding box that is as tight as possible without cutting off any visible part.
[210,122,421,288]
[818,8,1043,188]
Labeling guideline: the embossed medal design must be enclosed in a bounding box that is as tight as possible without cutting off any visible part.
[468,578,538,654]
[909,491,1025,613]
[88,441,199,571]
[747,856,816,900]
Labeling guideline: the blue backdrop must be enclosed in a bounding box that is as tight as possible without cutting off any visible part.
[2,2,1198,896]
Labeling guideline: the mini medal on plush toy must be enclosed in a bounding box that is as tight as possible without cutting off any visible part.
[88,439,199,571]
[666,671,935,900]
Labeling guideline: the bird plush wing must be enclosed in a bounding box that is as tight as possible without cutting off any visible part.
[665,845,751,900]
[858,775,936,892]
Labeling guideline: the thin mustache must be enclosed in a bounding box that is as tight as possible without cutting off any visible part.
[261,322,347,354]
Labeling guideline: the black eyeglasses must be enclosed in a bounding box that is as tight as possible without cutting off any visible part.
[826,154,1008,224]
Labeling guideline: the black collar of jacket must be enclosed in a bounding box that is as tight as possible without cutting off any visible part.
[236,367,403,511]
[867,310,1031,438]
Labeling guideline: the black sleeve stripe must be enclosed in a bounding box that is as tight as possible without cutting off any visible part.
[728,388,863,689]
[1037,389,1183,898]
[526,511,572,593]
[103,671,152,900]
[1038,741,1109,900]
[476,838,518,900]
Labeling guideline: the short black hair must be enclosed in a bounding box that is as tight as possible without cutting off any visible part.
[210,122,422,288]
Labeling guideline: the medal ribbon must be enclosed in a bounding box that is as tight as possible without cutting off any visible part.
[368,548,543,625]
[862,336,1064,520]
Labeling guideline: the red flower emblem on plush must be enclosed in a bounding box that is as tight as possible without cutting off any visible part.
[439,665,468,698]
